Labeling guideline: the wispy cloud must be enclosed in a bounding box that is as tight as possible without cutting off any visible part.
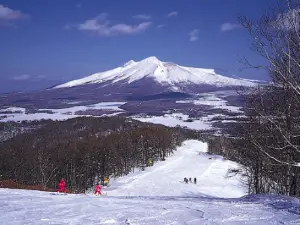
[157,24,165,29]
[36,75,46,79]
[12,74,31,81]
[0,5,29,26]
[167,11,178,18]
[76,3,82,9]
[12,74,46,81]
[189,29,199,42]
[132,14,152,20]
[220,22,241,32]
[67,13,152,36]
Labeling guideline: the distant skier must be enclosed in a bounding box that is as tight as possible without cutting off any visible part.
[94,183,102,195]
[189,178,192,183]
[103,177,109,186]
[194,177,197,184]
[58,178,66,193]
[184,177,188,183]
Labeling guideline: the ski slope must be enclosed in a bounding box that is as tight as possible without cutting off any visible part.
[1,140,300,224]
[105,140,245,198]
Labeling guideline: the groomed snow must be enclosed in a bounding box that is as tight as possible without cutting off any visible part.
[0,102,126,122]
[105,140,246,198]
[54,56,257,89]
[1,140,300,224]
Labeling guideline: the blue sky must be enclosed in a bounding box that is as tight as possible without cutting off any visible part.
[0,0,275,93]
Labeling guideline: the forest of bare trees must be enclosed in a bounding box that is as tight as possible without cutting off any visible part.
[0,117,205,193]
[209,0,300,197]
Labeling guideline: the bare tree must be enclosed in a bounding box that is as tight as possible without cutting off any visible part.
[239,0,300,168]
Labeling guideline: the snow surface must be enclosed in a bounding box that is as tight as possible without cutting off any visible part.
[1,140,300,224]
[133,113,233,131]
[0,107,26,113]
[54,56,257,89]
[105,140,246,198]
[133,113,213,130]
[177,93,243,113]
[0,102,126,122]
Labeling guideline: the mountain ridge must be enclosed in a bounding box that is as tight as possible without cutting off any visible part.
[54,56,258,90]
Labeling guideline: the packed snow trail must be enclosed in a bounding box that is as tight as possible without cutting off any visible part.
[0,189,300,224]
[1,140,300,224]
[105,140,246,198]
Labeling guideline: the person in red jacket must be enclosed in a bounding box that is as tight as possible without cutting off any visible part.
[94,183,102,195]
[58,178,66,193]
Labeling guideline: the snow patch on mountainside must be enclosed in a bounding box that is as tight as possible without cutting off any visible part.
[54,56,257,89]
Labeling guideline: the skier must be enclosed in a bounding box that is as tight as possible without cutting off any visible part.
[94,183,102,195]
[184,177,188,183]
[189,178,192,183]
[58,178,66,193]
[103,177,109,186]
[194,177,197,184]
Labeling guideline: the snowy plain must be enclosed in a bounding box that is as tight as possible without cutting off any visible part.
[134,93,244,130]
[0,102,126,122]
[0,93,243,132]
[133,113,214,130]
[1,140,300,224]
[176,93,243,113]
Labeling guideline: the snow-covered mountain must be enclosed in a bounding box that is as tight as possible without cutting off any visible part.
[54,56,257,91]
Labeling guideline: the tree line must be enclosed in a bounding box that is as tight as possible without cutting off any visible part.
[0,116,204,193]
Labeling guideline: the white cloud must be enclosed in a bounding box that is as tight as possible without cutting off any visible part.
[168,11,178,18]
[76,3,82,9]
[36,75,46,79]
[157,24,165,29]
[189,29,199,42]
[132,14,152,20]
[12,74,47,81]
[0,5,29,21]
[220,23,241,32]
[12,74,31,81]
[68,13,152,36]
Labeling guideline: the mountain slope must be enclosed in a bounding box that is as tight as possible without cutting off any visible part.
[54,56,257,90]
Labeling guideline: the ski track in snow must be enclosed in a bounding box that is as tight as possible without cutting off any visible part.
[1,140,300,224]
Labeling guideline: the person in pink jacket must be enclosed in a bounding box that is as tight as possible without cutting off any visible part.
[94,183,102,195]
[58,178,66,193]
